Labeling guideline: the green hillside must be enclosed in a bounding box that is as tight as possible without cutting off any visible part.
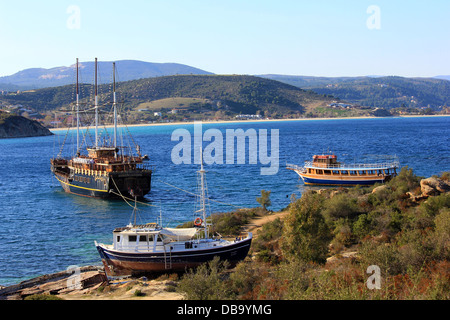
[0,75,341,121]
[262,75,450,110]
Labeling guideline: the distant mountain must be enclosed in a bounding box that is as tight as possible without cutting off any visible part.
[434,75,450,81]
[0,60,213,90]
[260,75,450,109]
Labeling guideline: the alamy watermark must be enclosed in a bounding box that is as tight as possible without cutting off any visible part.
[366,5,381,30]
[66,5,81,30]
[366,265,382,290]
[66,265,82,290]
[170,121,279,175]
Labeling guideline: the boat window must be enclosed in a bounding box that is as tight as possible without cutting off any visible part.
[341,170,348,175]
[129,235,137,242]
[324,170,331,175]
[317,170,323,174]
[139,235,147,242]
[116,236,121,242]
[332,170,340,175]
[156,235,163,242]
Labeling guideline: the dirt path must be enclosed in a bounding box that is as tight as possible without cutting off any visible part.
[242,209,290,238]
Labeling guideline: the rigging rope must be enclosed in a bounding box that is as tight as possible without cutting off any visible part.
[109,176,159,208]
[157,179,245,209]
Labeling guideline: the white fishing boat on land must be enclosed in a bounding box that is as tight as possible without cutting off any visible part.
[95,154,252,276]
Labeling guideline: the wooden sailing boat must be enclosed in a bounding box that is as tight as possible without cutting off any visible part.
[287,153,399,186]
[50,58,152,198]
[95,151,252,275]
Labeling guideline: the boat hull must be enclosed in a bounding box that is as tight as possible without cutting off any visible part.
[96,237,252,276]
[52,169,152,199]
[295,171,393,186]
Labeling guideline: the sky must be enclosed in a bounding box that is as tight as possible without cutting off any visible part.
[0,0,449,77]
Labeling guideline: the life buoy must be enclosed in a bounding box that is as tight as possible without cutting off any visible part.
[194,217,203,226]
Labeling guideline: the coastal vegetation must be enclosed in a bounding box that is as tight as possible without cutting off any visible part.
[263,75,450,112]
[176,168,450,300]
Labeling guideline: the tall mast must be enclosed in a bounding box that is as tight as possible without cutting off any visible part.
[199,149,208,239]
[76,58,80,153]
[113,62,117,158]
[94,57,99,148]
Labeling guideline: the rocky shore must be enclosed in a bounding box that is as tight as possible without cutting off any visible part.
[0,265,184,300]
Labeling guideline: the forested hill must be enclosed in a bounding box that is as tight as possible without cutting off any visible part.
[261,75,450,110]
[0,75,335,116]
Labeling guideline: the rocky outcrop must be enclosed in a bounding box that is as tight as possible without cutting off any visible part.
[0,114,53,138]
[420,177,450,197]
[0,266,107,300]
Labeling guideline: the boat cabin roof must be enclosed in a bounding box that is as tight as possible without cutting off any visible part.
[313,154,337,160]
[87,147,117,159]
[113,223,159,234]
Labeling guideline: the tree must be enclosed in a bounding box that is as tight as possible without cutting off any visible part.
[256,190,271,211]
[281,191,332,264]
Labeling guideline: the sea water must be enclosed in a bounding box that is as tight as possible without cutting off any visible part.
[0,116,448,285]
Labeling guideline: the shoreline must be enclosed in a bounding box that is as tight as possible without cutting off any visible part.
[49,114,449,132]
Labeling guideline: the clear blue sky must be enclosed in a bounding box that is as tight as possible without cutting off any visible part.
[0,0,449,77]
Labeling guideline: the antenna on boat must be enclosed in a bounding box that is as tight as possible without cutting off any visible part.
[113,62,118,158]
[94,57,99,148]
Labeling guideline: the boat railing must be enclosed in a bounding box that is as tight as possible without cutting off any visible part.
[286,163,306,172]
[303,160,400,169]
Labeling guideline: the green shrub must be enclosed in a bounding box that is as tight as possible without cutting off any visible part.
[281,192,332,264]
[323,193,361,222]
[133,289,146,297]
[24,294,63,300]
[252,218,284,263]
[176,257,233,300]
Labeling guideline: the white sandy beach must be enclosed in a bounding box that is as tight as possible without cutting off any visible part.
[49,114,449,132]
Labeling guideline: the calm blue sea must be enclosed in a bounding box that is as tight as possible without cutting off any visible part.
[0,116,448,286]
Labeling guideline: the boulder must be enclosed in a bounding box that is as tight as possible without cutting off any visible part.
[420,177,450,197]
[372,185,389,194]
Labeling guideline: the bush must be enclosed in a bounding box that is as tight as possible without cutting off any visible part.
[256,190,272,211]
[24,294,63,300]
[252,217,284,263]
[210,208,258,236]
[281,192,332,264]
[323,193,360,222]
[176,257,233,300]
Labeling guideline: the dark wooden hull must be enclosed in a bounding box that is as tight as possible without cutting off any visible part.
[96,237,252,276]
[52,168,152,199]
